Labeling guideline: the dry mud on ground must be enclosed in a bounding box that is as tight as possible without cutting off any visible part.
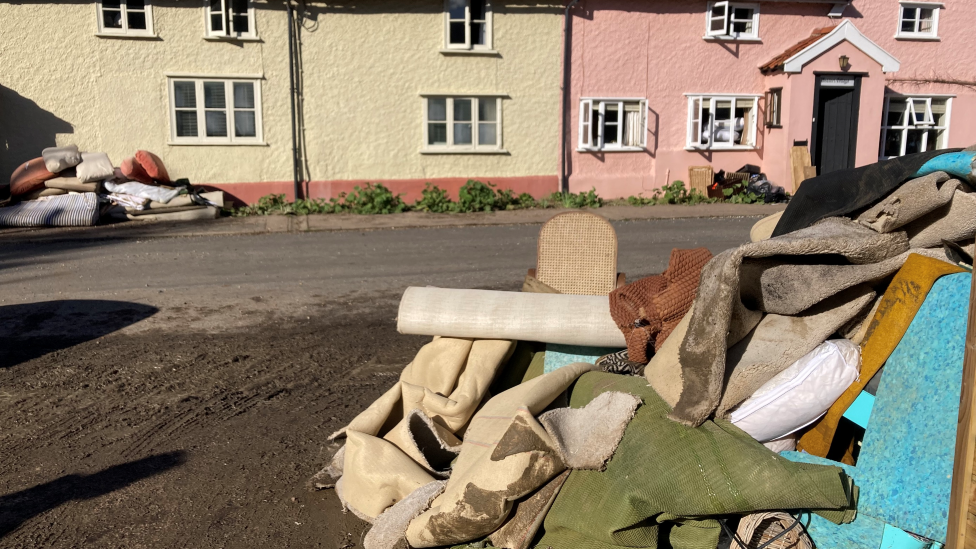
[0,297,413,549]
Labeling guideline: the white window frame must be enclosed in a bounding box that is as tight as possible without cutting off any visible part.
[443,0,493,51]
[421,96,504,154]
[704,1,760,41]
[879,95,952,160]
[204,0,258,40]
[685,94,760,150]
[896,2,941,40]
[167,77,264,145]
[95,0,155,37]
[577,98,647,152]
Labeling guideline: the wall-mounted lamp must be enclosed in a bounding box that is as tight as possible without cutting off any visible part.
[839,55,850,71]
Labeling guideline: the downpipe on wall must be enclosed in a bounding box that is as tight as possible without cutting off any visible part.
[560,0,580,194]
[286,0,302,200]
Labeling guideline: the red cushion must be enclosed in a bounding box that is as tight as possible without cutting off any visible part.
[121,156,153,184]
[10,157,56,196]
[135,150,171,183]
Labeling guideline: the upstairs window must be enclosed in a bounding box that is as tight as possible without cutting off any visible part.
[705,2,760,40]
[578,99,647,151]
[765,88,782,128]
[897,2,940,39]
[423,96,503,152]
[169,78,263,144]
[206,0,256,39]
[444,0,492,50]
[97,0,154,36]
[686,95,759,149]
[880,96,950,159]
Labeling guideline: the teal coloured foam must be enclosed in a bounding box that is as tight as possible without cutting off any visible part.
[916,151,975,180]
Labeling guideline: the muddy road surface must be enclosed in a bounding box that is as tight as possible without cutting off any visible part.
[0,218,755,548]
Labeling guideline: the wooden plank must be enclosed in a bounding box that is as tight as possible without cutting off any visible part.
[790,145,811,191]
[948,269,976,549]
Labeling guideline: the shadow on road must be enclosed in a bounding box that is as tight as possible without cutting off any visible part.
[0,451,187,538]
[0,300,158,369]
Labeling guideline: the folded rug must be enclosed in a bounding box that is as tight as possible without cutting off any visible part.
[772,149,960,237]
[538,372,857,549]
[672,217,908,426]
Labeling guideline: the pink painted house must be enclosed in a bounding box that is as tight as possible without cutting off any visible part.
[564,0,976,197]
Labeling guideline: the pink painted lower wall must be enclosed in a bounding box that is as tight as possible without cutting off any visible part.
[201,176,559,206]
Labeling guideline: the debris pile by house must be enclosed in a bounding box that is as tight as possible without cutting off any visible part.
[312,147,976,549]
[3,145,223,228]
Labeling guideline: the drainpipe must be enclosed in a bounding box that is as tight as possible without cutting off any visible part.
[286,0,301,200]
[559,0,580,194]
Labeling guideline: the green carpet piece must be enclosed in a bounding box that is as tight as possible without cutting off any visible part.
[535,372,857,549]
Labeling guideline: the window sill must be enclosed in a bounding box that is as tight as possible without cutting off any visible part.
[577,146,645,153]
[894,34,940,41]
[95,32,160,39]
[203,35,263,42]
[420,148,509,155]
[439,48,500,56]
[684,145,757,151]
[168,141,268,146]
[702,36,762,43]
[765,124,783,129]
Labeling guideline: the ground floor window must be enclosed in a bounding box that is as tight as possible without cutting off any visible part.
[686,94,758,149]
[578,98,646,151]
[423,96,502,152]
[880,96,950,159]
[168,77,263,144]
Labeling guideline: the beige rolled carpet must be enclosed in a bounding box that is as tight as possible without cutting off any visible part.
[397,287,625,347]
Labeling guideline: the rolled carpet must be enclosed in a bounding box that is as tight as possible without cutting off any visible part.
[397,287,625,347]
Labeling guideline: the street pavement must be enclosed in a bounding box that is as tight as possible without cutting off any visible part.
[0,216,758,335]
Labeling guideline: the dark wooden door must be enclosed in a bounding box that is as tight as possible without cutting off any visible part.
[812,75,861,175]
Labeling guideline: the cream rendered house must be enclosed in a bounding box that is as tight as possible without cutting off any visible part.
[0,0,563,204]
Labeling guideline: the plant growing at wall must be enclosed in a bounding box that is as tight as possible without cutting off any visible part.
[341,183,407,214]
[414,183,457,213]
[457,180,499,212]
[545,188,602,209]
[722,182,762,204]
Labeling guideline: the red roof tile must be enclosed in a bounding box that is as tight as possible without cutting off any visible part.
[760,26,836,74]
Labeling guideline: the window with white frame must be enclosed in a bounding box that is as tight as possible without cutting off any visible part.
[169,78,263,144]
[764,88,782,127]
[444,0,492,50]
[897,2,940,39]
[423,97,502,151]
[880,96,950,159]
[97,0,154,36]
[206,0,256,39]
[705,2,760,40]
[578,99,646,151]
[686,95,759,149]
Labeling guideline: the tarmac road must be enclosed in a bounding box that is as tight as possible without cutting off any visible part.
[0,216,757,548]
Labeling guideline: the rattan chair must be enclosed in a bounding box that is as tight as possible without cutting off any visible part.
[527,211,624,295]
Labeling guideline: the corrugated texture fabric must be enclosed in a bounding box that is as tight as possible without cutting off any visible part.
[609,248,712,363]
[537,372,856,549]
[0,193,99,227]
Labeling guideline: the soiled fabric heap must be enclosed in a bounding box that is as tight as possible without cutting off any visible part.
[538,372,857,549]
[609,248,712,363]
[318,337,641,549]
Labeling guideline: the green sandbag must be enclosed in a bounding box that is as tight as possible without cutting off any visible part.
[536,372,857,549]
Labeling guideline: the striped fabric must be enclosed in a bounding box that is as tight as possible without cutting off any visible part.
[0,192,99,227]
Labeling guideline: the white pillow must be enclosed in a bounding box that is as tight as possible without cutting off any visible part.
[42,145,82,173]
[75,152,115,183]
[731,339,860,442]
